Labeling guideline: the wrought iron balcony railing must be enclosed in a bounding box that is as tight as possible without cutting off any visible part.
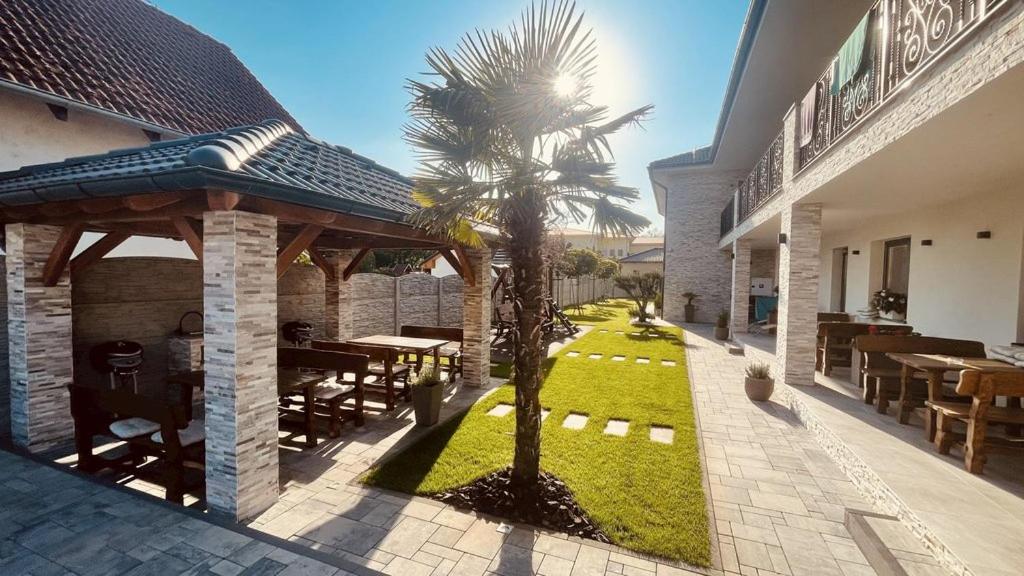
[720,196,735,237]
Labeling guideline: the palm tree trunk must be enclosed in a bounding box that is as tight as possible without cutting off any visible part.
[507,194,546,519]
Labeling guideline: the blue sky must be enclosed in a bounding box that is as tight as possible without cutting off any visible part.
[155,0,748,231]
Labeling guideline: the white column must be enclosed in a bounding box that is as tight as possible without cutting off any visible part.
[776,203,822,387]
[730,239,752,334]
[203,210,279,521]
[461,248,492,387]
[6,224,74,451]
[323,249,360,341]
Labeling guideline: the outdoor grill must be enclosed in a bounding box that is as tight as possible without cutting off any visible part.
[282,321,314,347]
[90,340,144,392]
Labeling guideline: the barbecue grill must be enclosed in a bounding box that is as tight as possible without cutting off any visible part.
[282,321,314,347]
[90,340,144,392]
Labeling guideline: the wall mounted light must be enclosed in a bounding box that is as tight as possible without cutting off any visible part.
[921,239,933,246]
[977,231,992,239]
[851,250,860,255]
[778,233,787,245]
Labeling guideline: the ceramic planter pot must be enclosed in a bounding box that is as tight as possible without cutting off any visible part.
[744,377,774,402]
[684,304,696,323]
[714,326,729,340]
[412,383,443,426]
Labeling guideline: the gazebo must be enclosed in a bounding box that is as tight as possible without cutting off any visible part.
[0,119,492,520]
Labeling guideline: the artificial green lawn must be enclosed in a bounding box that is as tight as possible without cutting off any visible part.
[362,300,709,565]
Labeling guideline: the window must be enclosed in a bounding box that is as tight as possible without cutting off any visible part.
[617,248,623,257]
[883,238,911,294]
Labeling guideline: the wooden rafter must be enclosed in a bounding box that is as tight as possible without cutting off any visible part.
[70,231,131,275]
[451,244,477,287]
[307,247,336,280]
[342,248,372,281]
[437,248,464,280]
[276,224,324,279]
[123,191,186,211]
[42,224,85,286]
[171,217,203,259]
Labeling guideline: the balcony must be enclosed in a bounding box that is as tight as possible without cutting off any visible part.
[720,0,1010,239]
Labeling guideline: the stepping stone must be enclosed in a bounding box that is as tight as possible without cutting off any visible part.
[649,333,659,338]
[611,355,625,362]
[631,332,642,336]
[541,409,551,421]
[661,360,676,367]
[588,353,602,360]
[562,413,588,430]
[636,357,650,364]
[487,403,514,417]
[615,331,624,335]
[599,329,608,333]
[566,351,579,358]
[650,426,674,445]
[603,419,629,437]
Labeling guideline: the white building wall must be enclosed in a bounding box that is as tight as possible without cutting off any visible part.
[818,186,1024,347]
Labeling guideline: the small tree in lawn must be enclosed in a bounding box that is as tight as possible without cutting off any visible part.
[560,248,600,312]
[404,0,651,517]
[615,272,662,323]
[595,258,619,300]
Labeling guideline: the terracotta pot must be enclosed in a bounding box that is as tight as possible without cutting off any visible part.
[684,304,696,323]
[412,383,443,426]
[714,326,729,340]
[745,377,774,402]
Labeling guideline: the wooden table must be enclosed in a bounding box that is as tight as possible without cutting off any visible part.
[886,353,1024,439]
[167,368,329,447]
[348,335,449,373]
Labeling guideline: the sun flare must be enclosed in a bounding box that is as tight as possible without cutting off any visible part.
[553,73,576,97]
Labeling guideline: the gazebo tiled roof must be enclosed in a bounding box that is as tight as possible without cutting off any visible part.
[0,0,301,135]
[0,120,417,224]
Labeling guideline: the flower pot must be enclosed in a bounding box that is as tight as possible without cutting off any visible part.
[745,377,774,402]
[714,326,729,340]
[684,304,696,323]
[412,383,443,426]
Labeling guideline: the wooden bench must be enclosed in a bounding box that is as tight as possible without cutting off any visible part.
[311,340,409,411]
[930,370,1024,474]
[818,312,852,323]
[400,325,464,381]
[818,322,913,376]
[278,347,369,438]
[69,383,204,504]
[856,335,981,418]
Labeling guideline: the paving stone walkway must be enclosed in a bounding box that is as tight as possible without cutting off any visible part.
[0,448,357,576]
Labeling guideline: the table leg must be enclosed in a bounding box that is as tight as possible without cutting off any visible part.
[897,363,913,425]
[924,371,943,442]
[303,384,317,447]
[1006,396,1022,437]
[964,410,989,474]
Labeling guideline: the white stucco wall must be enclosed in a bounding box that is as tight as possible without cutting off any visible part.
[818,186,1024,347]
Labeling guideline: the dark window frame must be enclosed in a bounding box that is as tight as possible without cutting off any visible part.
[882,237,911,292]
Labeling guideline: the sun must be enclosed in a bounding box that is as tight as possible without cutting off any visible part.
[553,73,576,97]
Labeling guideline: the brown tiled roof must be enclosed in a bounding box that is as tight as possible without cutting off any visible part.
[0,0,302,135]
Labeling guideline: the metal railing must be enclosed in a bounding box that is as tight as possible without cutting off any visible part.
[737,131,784,224]
[720,196,735,237]
[799,0,1008,171]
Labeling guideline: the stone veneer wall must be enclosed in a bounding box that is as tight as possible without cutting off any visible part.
[0,261,7,441]
[750,249,777,284]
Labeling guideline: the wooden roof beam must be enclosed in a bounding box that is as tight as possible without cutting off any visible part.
[277,224,324,279]
[452,244,477,287]
[70,230,130,276]
[42,224,85,286]
[342,248,372,281]
[307,247,335,281]
[171,217,202,260]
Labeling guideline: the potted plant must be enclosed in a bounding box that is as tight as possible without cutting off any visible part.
[714,309,730,340]
[870,288,908,322]
[682,292,699,323]
[744,362,774,401]
[411,365,444,426]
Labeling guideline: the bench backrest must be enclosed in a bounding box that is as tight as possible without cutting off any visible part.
[818,322,871,340]
[278,347,369,380]
[957,369,1024,399]
[69,384,190,457]
[401,325,463,344]
[311,340,397,364]
[818,312,851,323]
[856,335,985,371]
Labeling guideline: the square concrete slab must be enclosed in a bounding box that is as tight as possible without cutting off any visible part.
[636,357,650,364]
[599,329,608,333]
[566,351,579,358]
[615,331,624,335]
[487,403,514,417]
[603,419,629,437]
[650,426,674,444]
[661,360,676,367]
[562,413,588,430]
[541,409,551,421]
[588,353,602,360]
[611,355,625,362]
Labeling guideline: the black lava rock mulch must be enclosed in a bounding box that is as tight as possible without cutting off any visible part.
[436,467,610,543]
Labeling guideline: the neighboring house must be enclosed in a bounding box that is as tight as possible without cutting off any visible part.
[649,0,1024,385]
[618,247,663,276]
[628,236,664,255]
[557,227,633,259]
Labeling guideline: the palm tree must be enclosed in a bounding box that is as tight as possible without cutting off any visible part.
[406,0,651,517]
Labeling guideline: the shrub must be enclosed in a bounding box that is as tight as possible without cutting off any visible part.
[745,362,772,380]
[715,309,729,328]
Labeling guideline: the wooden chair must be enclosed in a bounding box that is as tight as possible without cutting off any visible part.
[856,335,983,418]
[930,370,1024,474]
[278,347,368,438]
[817,312,852,323]
[69,384,204,504]
[311,340,409,411]
[400,325,464,381]
[816,322,871,375]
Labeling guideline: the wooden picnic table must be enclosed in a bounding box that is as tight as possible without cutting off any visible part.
[886,353,1024,439]
[347,335,449,373]
[167,368,328,447]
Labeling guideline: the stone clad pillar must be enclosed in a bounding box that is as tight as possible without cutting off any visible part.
[730,239,752,334]
[203,211,279,521]
[6,224,74,451]
[461,248,492,388]
[776,203,822,387]
[322,249,360,341]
